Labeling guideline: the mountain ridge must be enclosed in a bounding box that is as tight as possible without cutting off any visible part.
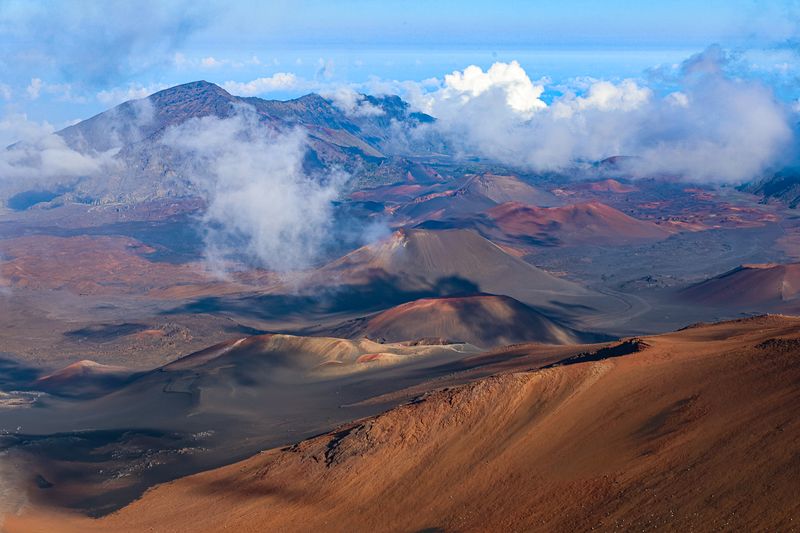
[6,81,438,207]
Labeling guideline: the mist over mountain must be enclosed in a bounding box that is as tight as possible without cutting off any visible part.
[1,81,437,208]
[4,3,800,529]
[4,53,797,214]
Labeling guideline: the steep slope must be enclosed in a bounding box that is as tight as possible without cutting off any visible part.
[312,228,592,310]
[161,333,465,374]
[741,168,800,208]
[681,262,800,308]
[14,315,800,532]
[0,332,482,517]
[337,294,588,347]
[487,200,673,246]
[394,186,498,223]
[58,81,239,153]
[572,178,637,193]
[461,173,558,205]
[33,361,134,398]
[8,82,435,206]
[394,173,558,224]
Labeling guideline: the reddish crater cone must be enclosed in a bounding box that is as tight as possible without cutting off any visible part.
[361,294,582,347]
[681,262,800,307]
[487,201,673,245]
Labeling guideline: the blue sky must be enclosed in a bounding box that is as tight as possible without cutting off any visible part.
[0,0,798,129]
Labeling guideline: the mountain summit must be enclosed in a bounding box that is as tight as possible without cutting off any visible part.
[17,82,436,207]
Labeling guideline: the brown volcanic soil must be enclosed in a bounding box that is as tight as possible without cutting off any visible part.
[0,234,271,297]
[681,262,800,308]
[583,178,637,193]
[348,183,431,202]
[10,315,800,532]
[33,360,134,398]
[393,173,558,225]
[461,173,557,205]
[487,201,674,246]
[340,294,587,347]
[313,227,594,309]
[0,233,277,367]
[0,294,262,369]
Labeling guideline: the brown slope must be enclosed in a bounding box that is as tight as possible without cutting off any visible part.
[313,228,592,309]
[575,178,637,193]
[392,186,497,224]
[33,360,133,398]
[393,173,558,225]
[343,294,587,348]
[487,200,674,246]
[0,332,485,518]
[13,315,800,532]
[681,263,800,308]
[461,173,558,205]
[162,333,472,374]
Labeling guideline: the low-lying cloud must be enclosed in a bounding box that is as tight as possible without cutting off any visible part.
[0,97,159,200]
[0,114,119,197]
[407,47,793,182]
[161,106,348,273]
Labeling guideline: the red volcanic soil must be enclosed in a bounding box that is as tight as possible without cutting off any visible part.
[0,235,195,295]
[575,178,637,193]
[0,235,272,298]
[33,360,133,397]
[35,360,128,383]
[681,263,800,308]
[487,201,673,246]
[356,294,582,347]
[12,315,800,531]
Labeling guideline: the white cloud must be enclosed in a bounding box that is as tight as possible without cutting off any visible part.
[316,58,335,80]
[222,73,307,96]
[174,54,263,70]
[0,114,55,147]
[160,106,348,272]
[201,56,224,68]
[665,91,689,107]
[324,86,384,117]
[96,83,167,106]
[173,52,189,68]
[405,50,792,183]
[26,78,42,100]
[0,114,118,197]
[419,61,546,117]
[24,78,84,103]
[573,79,651,112]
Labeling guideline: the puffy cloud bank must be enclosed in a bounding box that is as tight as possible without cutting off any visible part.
[409,48,793,182]
[161,106,348,272]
